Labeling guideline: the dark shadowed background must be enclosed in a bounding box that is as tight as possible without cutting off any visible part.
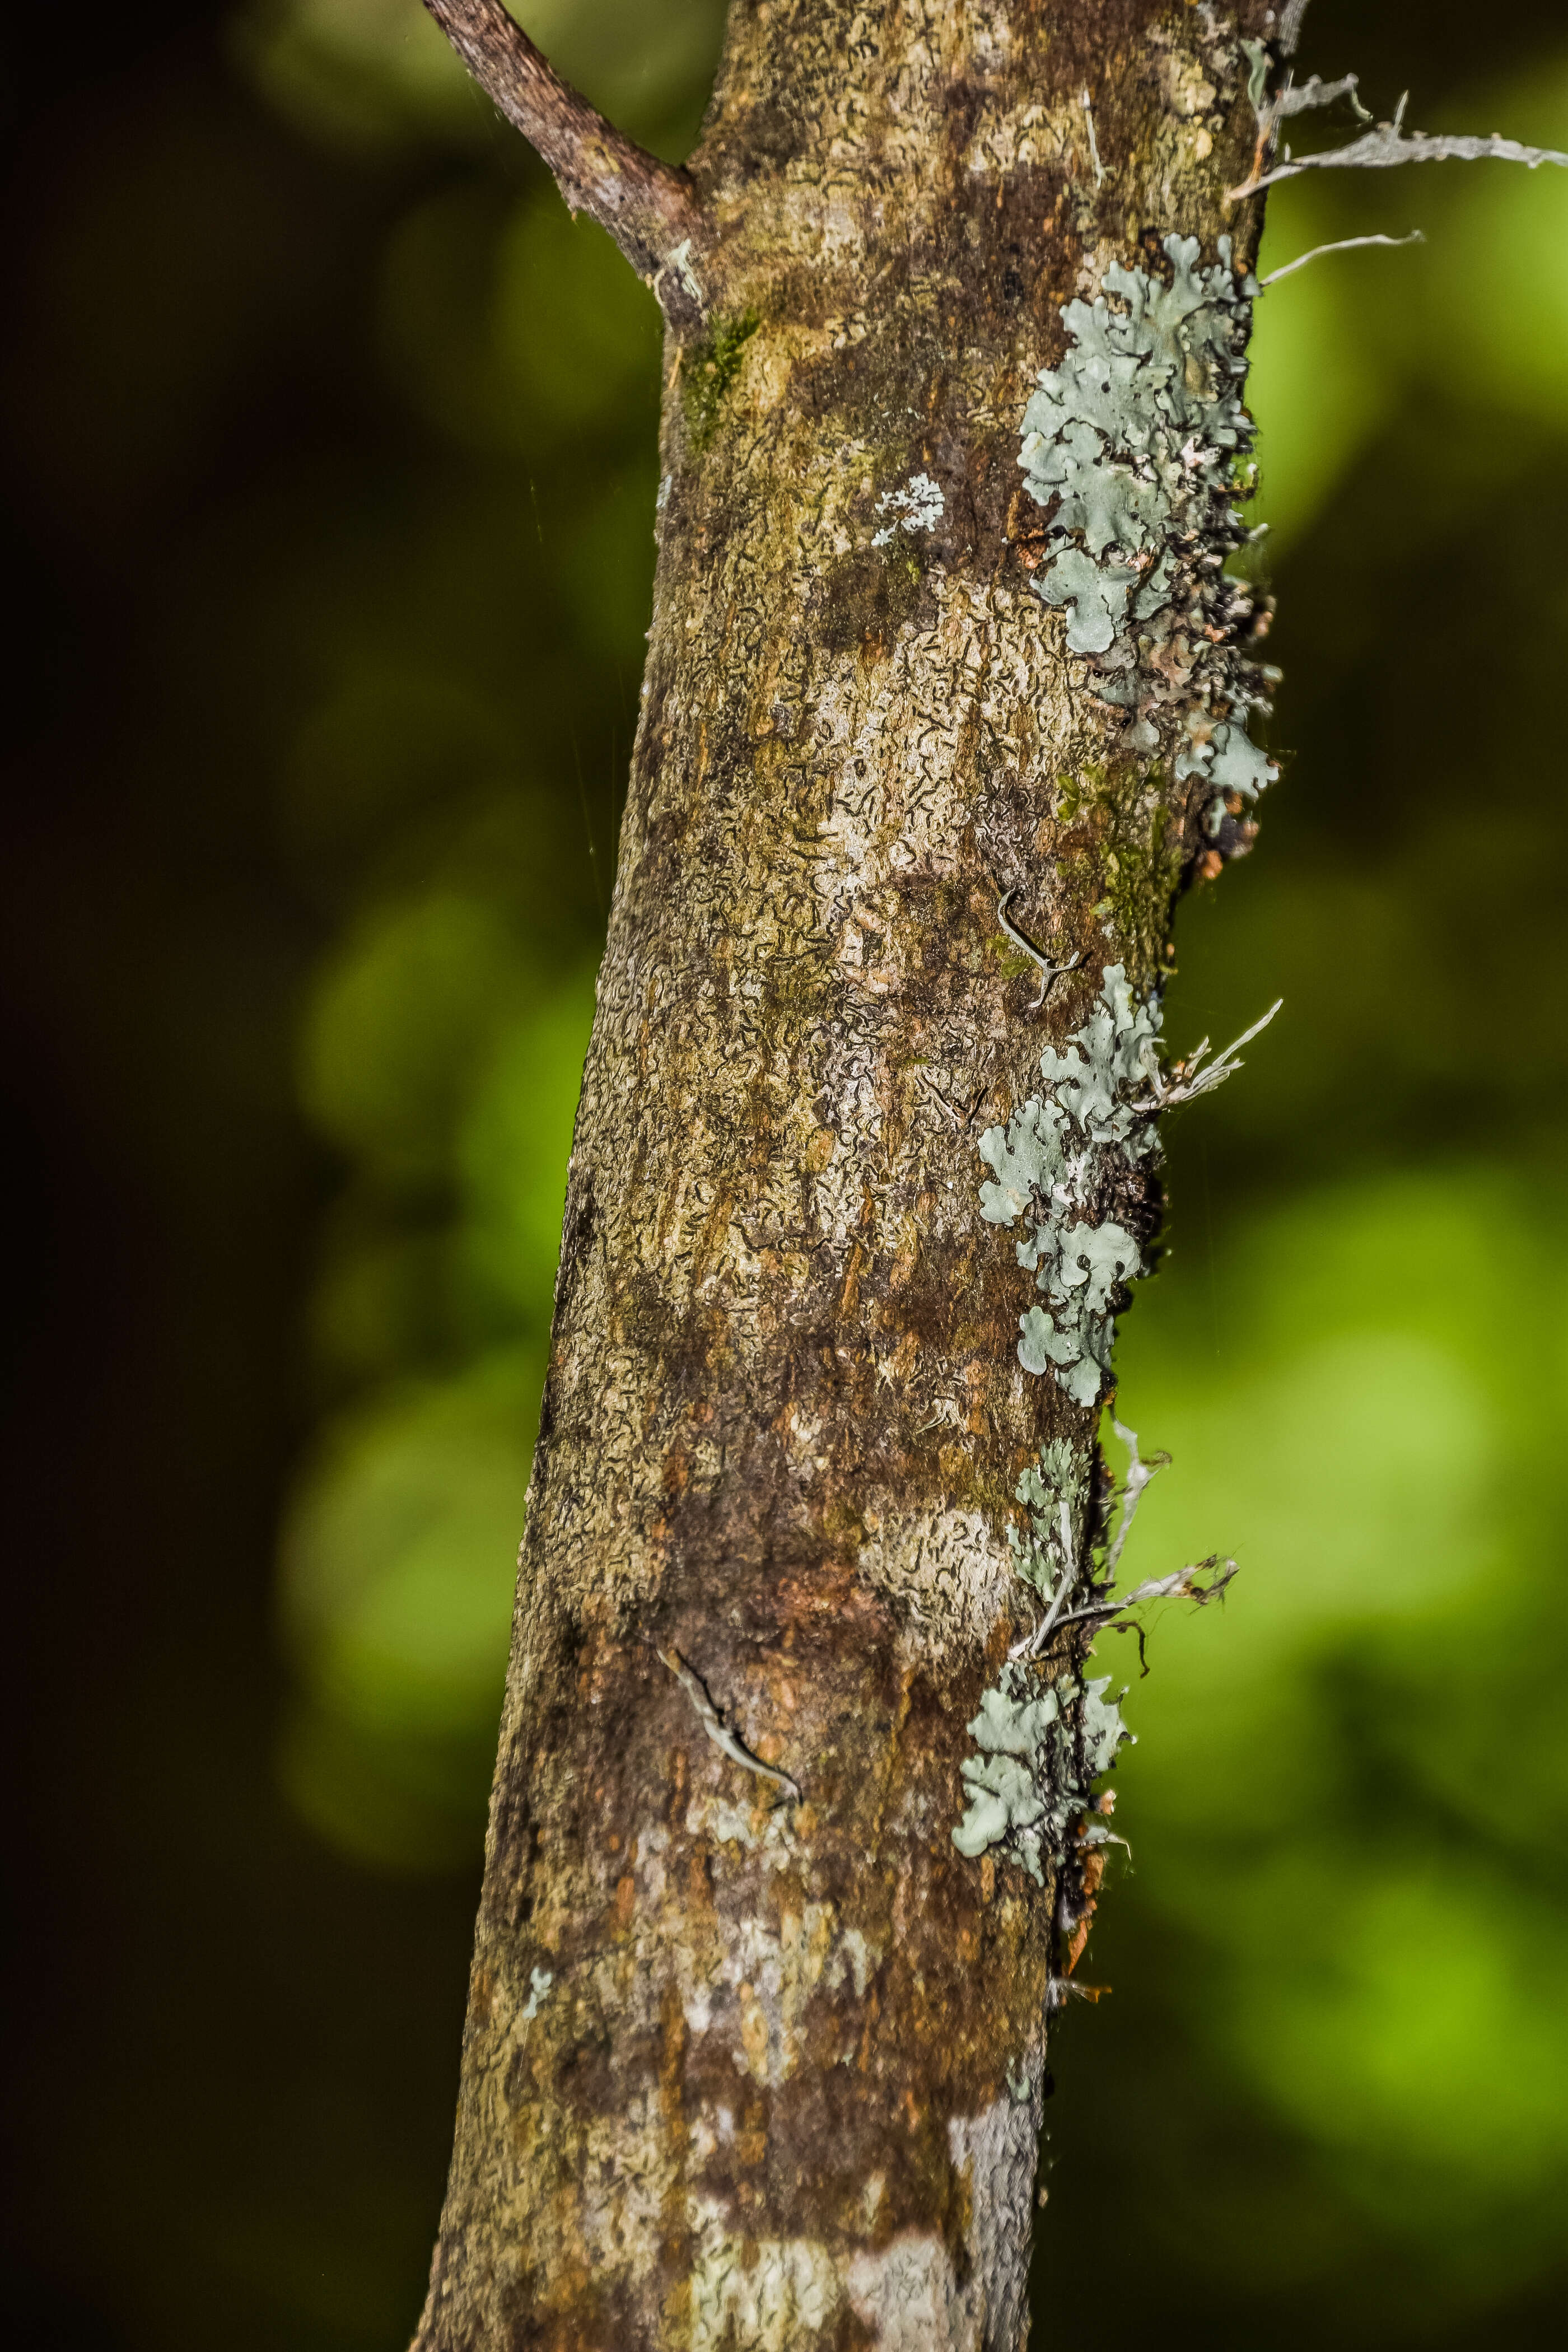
[3,3,1565,2345]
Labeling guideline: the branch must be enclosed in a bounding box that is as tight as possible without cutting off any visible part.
[1260,230,1424,287]
[1276,73,1368,122]
[1056,1552,1238,1630]
[1231,90,1568,200]
[1278,0,1312,58]
[996,889,1082,1012]
[1103,1416,1168,1582]
[421,1,707,305]
[1148,999,1282,1109]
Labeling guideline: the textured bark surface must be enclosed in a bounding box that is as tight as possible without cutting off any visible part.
[415,5,1270,2346]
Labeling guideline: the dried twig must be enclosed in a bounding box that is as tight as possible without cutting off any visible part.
[1057,1552,1238,1631]
[1028,1424,1237,1653]
[422,1,705,302]
[1276,73,1369,122]
[1047,1974,1107,2009]
[657,1648,802,1802]
[1150,1000,1281,1109]
[1081,88,1105,188]
[1278,0,1313,58]
[1102,1416,1169,1580]
[1261,230,1422,287]
[1231,90,1568,200]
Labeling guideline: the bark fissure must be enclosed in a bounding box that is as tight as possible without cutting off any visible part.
[412,4,1274,2345]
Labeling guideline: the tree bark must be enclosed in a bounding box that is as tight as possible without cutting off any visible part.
[412,4,1273,2344]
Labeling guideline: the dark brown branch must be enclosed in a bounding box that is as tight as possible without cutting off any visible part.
[421,0,706,305]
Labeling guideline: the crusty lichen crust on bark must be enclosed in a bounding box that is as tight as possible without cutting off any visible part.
[412,5,1273,2346]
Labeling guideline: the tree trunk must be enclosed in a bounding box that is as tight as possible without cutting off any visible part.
[413,4,1273,2345]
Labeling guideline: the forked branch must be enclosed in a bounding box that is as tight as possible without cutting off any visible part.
[1233,92,1568,200]
[422,1,707,306]
[1235,2,1568,204]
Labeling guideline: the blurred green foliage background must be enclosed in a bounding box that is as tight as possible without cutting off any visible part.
[1,3,1564,2346]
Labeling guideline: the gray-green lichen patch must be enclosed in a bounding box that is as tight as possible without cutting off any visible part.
[980,961,1275,1404]
[1018,234,1278,838]
[1239,35,1272,118]
[979,964,1161,1406]
[1009,1437,1086,1602]
[953,1658,1131,1882]
[952,1444,1131,1880]
[953,968,1273,1884]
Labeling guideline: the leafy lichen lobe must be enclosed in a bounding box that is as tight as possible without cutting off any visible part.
[1019,233,1277,838]
[979,963,1163,1407]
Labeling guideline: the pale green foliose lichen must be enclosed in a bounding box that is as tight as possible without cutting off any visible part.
[955,968,1274,1881]
[978,963,1161,1406]
[1239,36,1271,116]
[954,228,1278,1896]
[953,1661,1131,1882]
[951,1444,1131,1879]
[872,469,944,544]
[1018,234,1278,833]
[1008,1436,1086,1600]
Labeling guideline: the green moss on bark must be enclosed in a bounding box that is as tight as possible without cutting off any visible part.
[682,306,760,447]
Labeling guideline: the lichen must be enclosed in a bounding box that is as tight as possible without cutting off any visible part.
[963,233,1285,1915]
[953,1656,1131,1883]
[1007,1436,1086,1602]
[1018,234,1278,839]
[980,960,1275,1407]
[956,959,1275,1883]
[871,470,944,545]
[979,963,1161,1407]
[951,1441,1131,1880]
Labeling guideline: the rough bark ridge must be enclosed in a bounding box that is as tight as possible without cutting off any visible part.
[414,5,1270,2346]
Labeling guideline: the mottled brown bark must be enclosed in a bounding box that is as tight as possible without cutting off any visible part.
[413,5,1272,2346]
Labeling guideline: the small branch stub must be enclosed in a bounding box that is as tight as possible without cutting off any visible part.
[421,0,707,306]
